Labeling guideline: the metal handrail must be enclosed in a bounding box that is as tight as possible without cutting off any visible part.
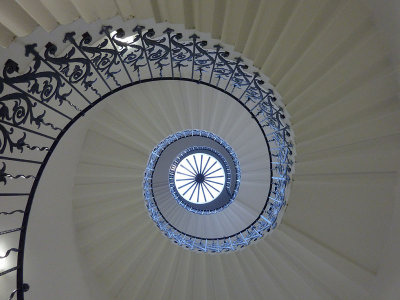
[0,23,294,299]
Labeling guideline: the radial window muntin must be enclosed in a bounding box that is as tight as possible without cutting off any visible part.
[144,130,240,217]
[168,145,236,214]
[174,152,226,204]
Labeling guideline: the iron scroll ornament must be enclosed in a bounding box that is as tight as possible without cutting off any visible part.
[0,24,294,299]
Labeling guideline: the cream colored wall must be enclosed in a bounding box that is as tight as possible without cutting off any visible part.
[362,0,400,86]
[370,175,400,299]
[0,1,398,298]
[24,101,109,300]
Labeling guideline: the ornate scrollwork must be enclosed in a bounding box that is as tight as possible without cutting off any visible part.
[0,86,59,131]
[44,42,100,98]
[78,32,122,87]
[0,93,38,126]
[229,58,252,93]
[166,29,193,77]
[1,23,295,295]
[190,34,215,81]
[243,76,265,104]
[64,32,111,92]
[141,29,170,77]
[109,27,147,81]
[3,52,72,108]
[212,45,236,85]
[0,124,48,154]
[0,124,26,154]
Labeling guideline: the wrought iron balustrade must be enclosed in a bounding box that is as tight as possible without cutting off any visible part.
[0,23,294,299]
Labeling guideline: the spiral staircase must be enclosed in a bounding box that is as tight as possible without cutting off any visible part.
[0,1,399,299]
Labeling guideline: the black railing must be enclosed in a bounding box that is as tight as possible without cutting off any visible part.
[0,23,294,299]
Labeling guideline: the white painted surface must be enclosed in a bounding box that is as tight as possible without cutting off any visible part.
[370,175,400,299]
[0,1,398,299]
[24,101,109,300]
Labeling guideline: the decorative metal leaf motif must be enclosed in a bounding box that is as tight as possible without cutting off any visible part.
[44,43,99,97]
[0,24,295,296]
[79,33,122,87]
[3,53,71,106]
[0,125,25,154]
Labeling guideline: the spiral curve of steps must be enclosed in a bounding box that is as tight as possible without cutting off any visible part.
[0,1,399,300]
[73,80,276,299]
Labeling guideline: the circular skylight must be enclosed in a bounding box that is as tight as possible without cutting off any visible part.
[169,145,236,214]
[144,130,240,216]
[174,152,226,204]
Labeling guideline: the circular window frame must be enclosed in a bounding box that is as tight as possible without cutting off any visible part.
[169,146,237,214]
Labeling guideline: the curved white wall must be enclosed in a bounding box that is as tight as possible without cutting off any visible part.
[24,100,109,300]
[370,175,400,299]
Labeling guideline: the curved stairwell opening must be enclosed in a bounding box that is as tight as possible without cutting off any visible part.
[0,1,399,299]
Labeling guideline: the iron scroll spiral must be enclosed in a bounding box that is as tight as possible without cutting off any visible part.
[0,23,294,298]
